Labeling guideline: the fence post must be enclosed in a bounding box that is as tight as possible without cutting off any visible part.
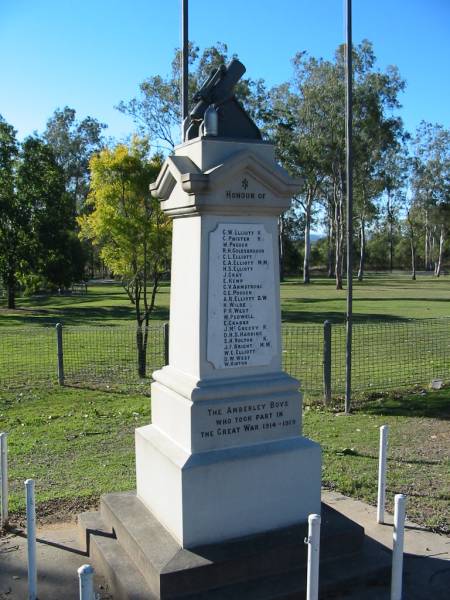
[78,564,95,600]
[377,425,389,524]
[0,432,8,528]
[25,478,37,600]
[391,494,406,600]
[323,320,332,404]
[56,323,64,385]
[163,322,170,366]
[305,513,321,600]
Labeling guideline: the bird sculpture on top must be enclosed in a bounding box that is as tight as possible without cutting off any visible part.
[183,58,262,142]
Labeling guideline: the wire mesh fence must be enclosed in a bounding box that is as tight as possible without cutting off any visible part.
[62,325,166,388]
[1,319,450,401]
[282,318,450,399]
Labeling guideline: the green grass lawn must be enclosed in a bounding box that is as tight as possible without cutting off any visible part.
[280,273,450,323]
[1,385,448,534]
[0,274,449,532]
[0,282,170,328]
[304,390,450,534]
[2,273,450,328]
[0,386,151,522]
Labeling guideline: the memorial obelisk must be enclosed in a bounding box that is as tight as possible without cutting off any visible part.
[135,59,321,548]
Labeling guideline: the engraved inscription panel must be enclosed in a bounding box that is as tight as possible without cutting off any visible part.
[192,396,300,451]
[207,223,276,369]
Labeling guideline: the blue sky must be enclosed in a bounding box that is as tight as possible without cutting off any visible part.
[1,0,449,141]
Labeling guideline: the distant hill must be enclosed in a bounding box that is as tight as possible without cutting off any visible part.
[310,233,324,244]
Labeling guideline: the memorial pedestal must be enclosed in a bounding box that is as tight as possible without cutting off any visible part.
[135,137,321,548]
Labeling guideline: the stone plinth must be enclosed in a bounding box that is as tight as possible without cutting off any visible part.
[134,137,321,548]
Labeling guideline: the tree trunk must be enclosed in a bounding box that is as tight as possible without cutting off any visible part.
[327,212,334,278]
[409,220,416,281]
[334,191,343,290]
[303,199,312,284]
[424,210,429,270]
[387,191,393,272]
[435,226,445,277]
[7,283,15,310]
[358,218,366,281]
[278,217,285,282]
[136,324,147,378]
[411,240,416,280]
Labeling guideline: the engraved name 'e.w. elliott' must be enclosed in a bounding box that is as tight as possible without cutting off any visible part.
[207,223,276,369]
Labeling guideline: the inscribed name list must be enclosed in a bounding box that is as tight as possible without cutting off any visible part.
[207,223,276,369]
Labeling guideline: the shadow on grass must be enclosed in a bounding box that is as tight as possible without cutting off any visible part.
[327,448,443,467]
[281,309,410,324]
[0,303,170,327]
[360,390,450,420]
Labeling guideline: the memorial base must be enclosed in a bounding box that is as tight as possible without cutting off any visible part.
[136,424,321,548]
[78,493,391,600]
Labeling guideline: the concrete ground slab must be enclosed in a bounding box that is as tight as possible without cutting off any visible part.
[322,491,450,599]
[0,522,111,600]
[0,492,448,599]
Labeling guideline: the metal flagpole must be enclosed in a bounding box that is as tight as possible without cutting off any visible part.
[345,0,353,414]
[181,0,189,140]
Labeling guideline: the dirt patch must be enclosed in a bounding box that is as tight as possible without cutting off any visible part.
[4,495,101,531]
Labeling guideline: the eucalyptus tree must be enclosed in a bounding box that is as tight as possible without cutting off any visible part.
[269,41,405,288]
[378,143,409,271]
[44,107,106,211]
[269,62,327,284]
[411,122,450,276]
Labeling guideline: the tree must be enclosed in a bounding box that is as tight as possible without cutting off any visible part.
[378,143,409,272]
[269,74,325,284]
[44,107,106,211]
[117,42,267,151]
[411,122,450,276]
[17,136,85,290]
[268,41,405,288]
[0,116,22,308]
[78,138,171,377]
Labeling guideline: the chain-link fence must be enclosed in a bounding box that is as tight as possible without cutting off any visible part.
[1,319,450,401]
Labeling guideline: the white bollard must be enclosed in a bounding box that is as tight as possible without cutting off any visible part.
[0,432,8,528]
[377,425,389,524]
[25,479,37,600]
[78,564,95,600]
[306,513,321,600]
[391,494,406,600]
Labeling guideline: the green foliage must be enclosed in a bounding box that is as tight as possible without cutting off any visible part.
[0,117,87,306]
[17,136,86,288]
[79,138,170,290]
[0,115,21,307]
[268,41,406,285]
[78,138,171,376]
[44,106,106,210]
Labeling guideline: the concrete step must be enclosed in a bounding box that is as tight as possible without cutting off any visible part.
[78,511,154,600]
[79,502,390,600]
[91,492,380,599]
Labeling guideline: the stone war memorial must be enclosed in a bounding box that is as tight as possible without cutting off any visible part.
[79,59,389,599]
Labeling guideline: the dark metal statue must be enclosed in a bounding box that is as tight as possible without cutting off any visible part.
[184,59,262,141]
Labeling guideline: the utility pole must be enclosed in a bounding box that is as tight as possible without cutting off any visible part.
[345,0,353,414]
[181,0,189,140]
